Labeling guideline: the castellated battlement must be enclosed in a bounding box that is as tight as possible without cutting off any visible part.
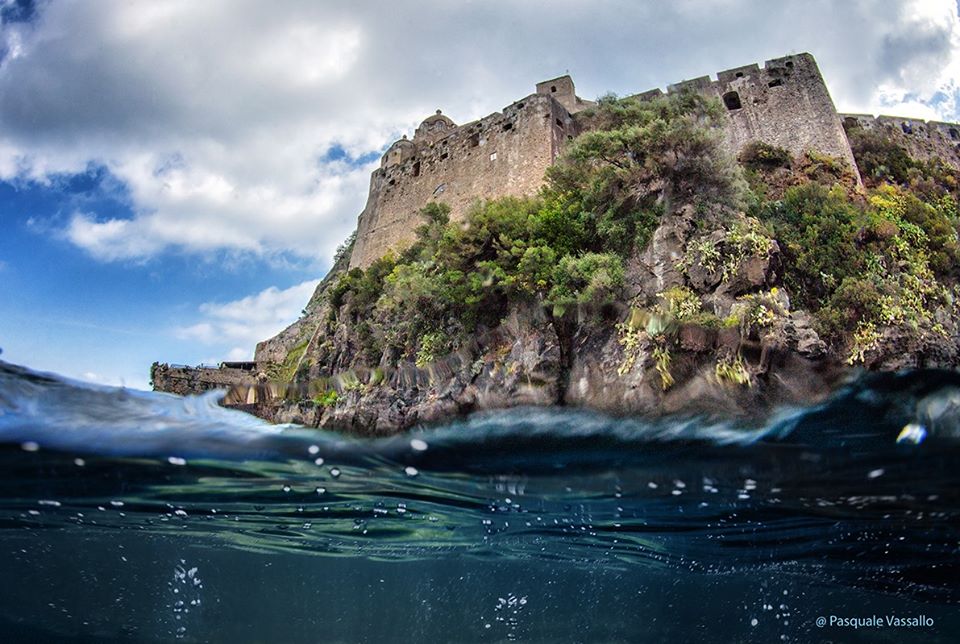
[657,53,858,172]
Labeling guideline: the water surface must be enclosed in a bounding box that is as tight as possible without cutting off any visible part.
[1,360,958,642]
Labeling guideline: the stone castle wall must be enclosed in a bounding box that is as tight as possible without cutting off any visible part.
[662,53,857,173]
[349,53,863,269]
[348,93,578,268]
[840,112,960,168]
[151,363,257,399]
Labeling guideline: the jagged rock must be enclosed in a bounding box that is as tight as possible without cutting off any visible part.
[866,326,960,372]
[632,206,696,300]
[788,312,827,358]
[685,230,726,293]
[678,324,716,352]
[717,240,781,298]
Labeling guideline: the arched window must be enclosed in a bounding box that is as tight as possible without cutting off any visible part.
[723,91,742,111]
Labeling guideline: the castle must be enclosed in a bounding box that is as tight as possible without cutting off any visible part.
[153,52,960,397]
[349,52,940,269]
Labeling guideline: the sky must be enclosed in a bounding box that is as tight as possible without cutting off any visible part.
[1,0,960,390]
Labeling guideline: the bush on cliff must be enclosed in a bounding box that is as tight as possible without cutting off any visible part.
[846,127,960,199]
[330,199,626,363]
[545,91,745,255]
[753,165,960,360]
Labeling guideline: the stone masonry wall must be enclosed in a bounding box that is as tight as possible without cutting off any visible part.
[840,112,960,169]
[349,93,577,268]
[664,53,858,173]
[151,363,257,399]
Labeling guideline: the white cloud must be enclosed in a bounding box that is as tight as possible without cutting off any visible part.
[1,0,960,266]
[175,279,320,355]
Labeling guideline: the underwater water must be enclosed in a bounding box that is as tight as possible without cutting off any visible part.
[1,360,959,643]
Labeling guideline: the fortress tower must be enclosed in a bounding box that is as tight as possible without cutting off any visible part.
[662,53,857,172]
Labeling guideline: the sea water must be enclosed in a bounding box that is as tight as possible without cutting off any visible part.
[0,360,958,642]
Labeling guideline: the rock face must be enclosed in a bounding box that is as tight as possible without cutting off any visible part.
[269,303,562,435]
[261,303,841,435]
[159,192,960,435]
[251,206,853,434]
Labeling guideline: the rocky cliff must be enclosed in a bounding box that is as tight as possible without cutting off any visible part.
[159,90,960,436]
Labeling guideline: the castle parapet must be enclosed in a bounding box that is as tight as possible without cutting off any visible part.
[663,53,858,174]
[840,112,960,169]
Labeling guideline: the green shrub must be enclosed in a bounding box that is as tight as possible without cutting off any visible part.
[416,331,450,367]
[548,252,625,315]
[313,390,339,407]
[846,128,915,186]
[739,141,792,170]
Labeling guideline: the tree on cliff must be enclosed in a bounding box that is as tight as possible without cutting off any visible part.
[543,92,746,254]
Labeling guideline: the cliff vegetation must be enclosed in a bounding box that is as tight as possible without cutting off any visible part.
[266,93,960,433]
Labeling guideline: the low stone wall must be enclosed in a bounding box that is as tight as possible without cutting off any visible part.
[841,112,960,168]
[151,363,258,399]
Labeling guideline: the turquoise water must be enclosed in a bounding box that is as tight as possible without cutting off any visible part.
[1,360,959,642]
